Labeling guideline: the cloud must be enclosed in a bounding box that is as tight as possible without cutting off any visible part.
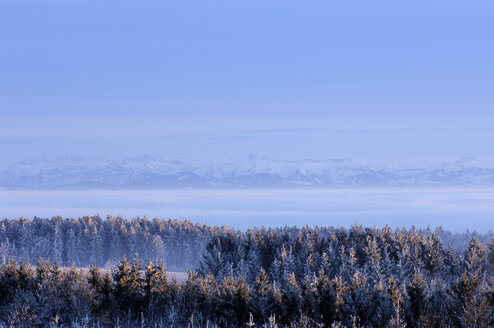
[1,115,493,169]
[1,188,494,232]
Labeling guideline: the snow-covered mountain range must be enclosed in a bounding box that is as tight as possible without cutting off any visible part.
[1,156,494,189]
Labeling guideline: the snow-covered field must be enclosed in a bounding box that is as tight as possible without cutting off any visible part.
[1,188,493,232]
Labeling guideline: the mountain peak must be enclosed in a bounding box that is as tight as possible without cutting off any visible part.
[1,156,493,189]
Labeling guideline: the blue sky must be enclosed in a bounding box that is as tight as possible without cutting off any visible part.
[1,0,493,166]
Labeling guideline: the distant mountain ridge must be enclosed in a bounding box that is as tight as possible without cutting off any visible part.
[1,156,494,189]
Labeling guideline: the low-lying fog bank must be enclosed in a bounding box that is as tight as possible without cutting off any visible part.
[1,188,493,232]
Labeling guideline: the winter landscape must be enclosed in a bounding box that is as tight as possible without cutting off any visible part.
[1,156,494,231]
[2,0,494,327]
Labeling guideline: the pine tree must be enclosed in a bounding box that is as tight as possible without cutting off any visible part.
[316,274,337,327]
[487,237,494,274]
[144,259,168,314]
[281,272,300,324]
[464,236,486,275]
[406,268,426,327]
[52,224,63,265]
[252,268,280,320]
[0,238,11,265]
[422,233,444,275]
[218,274,251,325]
[113,257,144,317]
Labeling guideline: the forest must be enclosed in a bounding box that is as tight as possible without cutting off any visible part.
[1,216,494,327]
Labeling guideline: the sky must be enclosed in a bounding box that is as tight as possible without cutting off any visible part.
[1,0,493,167]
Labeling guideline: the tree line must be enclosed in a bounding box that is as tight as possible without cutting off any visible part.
[0,216,494,327]
[0,216,218,271]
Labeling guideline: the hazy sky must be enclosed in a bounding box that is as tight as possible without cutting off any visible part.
[1,0,493,167]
